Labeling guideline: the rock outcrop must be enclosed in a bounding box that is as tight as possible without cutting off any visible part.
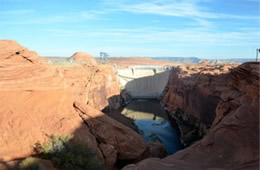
[74,102,149,166]
[123,62,259,170]
[162,64,236,127]
[70,52,97,65]
[0,40,40,64]
[161,64,237,146]
[0,40,154,168]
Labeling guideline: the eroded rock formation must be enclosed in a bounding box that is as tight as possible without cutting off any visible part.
[162,64,236,126]
[162,64,237,146]
[73,102,149,165]
[0,40,159,168]
[124,62,259,170]
[0,40,41,64]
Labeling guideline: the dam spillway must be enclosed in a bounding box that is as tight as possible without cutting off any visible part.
[116,66,171,98]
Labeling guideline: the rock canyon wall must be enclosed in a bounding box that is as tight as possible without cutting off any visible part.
[0,40,163,169]
[0,40,258,170]
[124,62,259,170]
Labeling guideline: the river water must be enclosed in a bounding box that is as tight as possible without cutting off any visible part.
[121,99,183,155]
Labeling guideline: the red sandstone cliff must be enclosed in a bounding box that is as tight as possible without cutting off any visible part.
[124,62,259,170]
[0,40,159,168]
[162,64,236,126]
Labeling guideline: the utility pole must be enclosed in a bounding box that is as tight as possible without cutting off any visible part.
[256,48,260,61]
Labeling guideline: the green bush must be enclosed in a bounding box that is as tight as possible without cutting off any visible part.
[36,135,105,170]
[37,135,73,155]
[19,157,44,170]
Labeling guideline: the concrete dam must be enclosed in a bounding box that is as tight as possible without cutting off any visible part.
[118,66,183,155]
[116,66,170,98]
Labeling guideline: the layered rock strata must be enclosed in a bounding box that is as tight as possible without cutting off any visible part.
[0,40,163,168]
[124,62,259,170]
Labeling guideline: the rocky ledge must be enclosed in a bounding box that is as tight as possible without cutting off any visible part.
[124,62,259,170]
[0,40,164,169]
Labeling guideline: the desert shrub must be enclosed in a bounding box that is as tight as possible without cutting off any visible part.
[36,135,105,170]
[120,87,125,92]
[37,135,73,155]
[19,157,44,170]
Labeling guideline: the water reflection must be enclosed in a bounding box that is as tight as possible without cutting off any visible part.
[121,99,168,120]
[121,99,183,155]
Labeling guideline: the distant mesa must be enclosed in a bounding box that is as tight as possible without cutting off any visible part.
[69,52,97,65]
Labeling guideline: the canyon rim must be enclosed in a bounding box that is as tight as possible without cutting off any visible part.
[0,40,259,170]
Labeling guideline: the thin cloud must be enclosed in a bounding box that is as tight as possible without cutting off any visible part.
[245,0,259,2]
[48,27,259,47]
[101,0,258,29]
[189,18,213,28]
[0,9,34,15]
[0,10,103,25]
[114,0,257,19]
[81,11,104,20]
[152,20,160,23]
[116,2,215,18]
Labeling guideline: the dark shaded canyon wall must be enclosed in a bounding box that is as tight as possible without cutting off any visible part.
[162,64,234,127]
[124,62,259,170]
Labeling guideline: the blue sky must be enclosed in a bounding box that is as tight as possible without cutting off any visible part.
[0,0,259,58]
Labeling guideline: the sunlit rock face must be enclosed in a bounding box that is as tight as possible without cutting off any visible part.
[123,62,259,170]
[0,40,159,168]
[0,40,40,64]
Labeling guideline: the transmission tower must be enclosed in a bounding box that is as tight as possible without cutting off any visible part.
[100,52,109,64]
[256,48,260,61]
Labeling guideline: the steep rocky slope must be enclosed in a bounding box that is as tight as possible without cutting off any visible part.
[161,64,238,146]
[0,40,160,169]
[124,62,259,170]
[162,64,236,126]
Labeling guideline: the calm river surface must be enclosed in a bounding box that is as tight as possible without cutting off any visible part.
[121,99,183,155]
